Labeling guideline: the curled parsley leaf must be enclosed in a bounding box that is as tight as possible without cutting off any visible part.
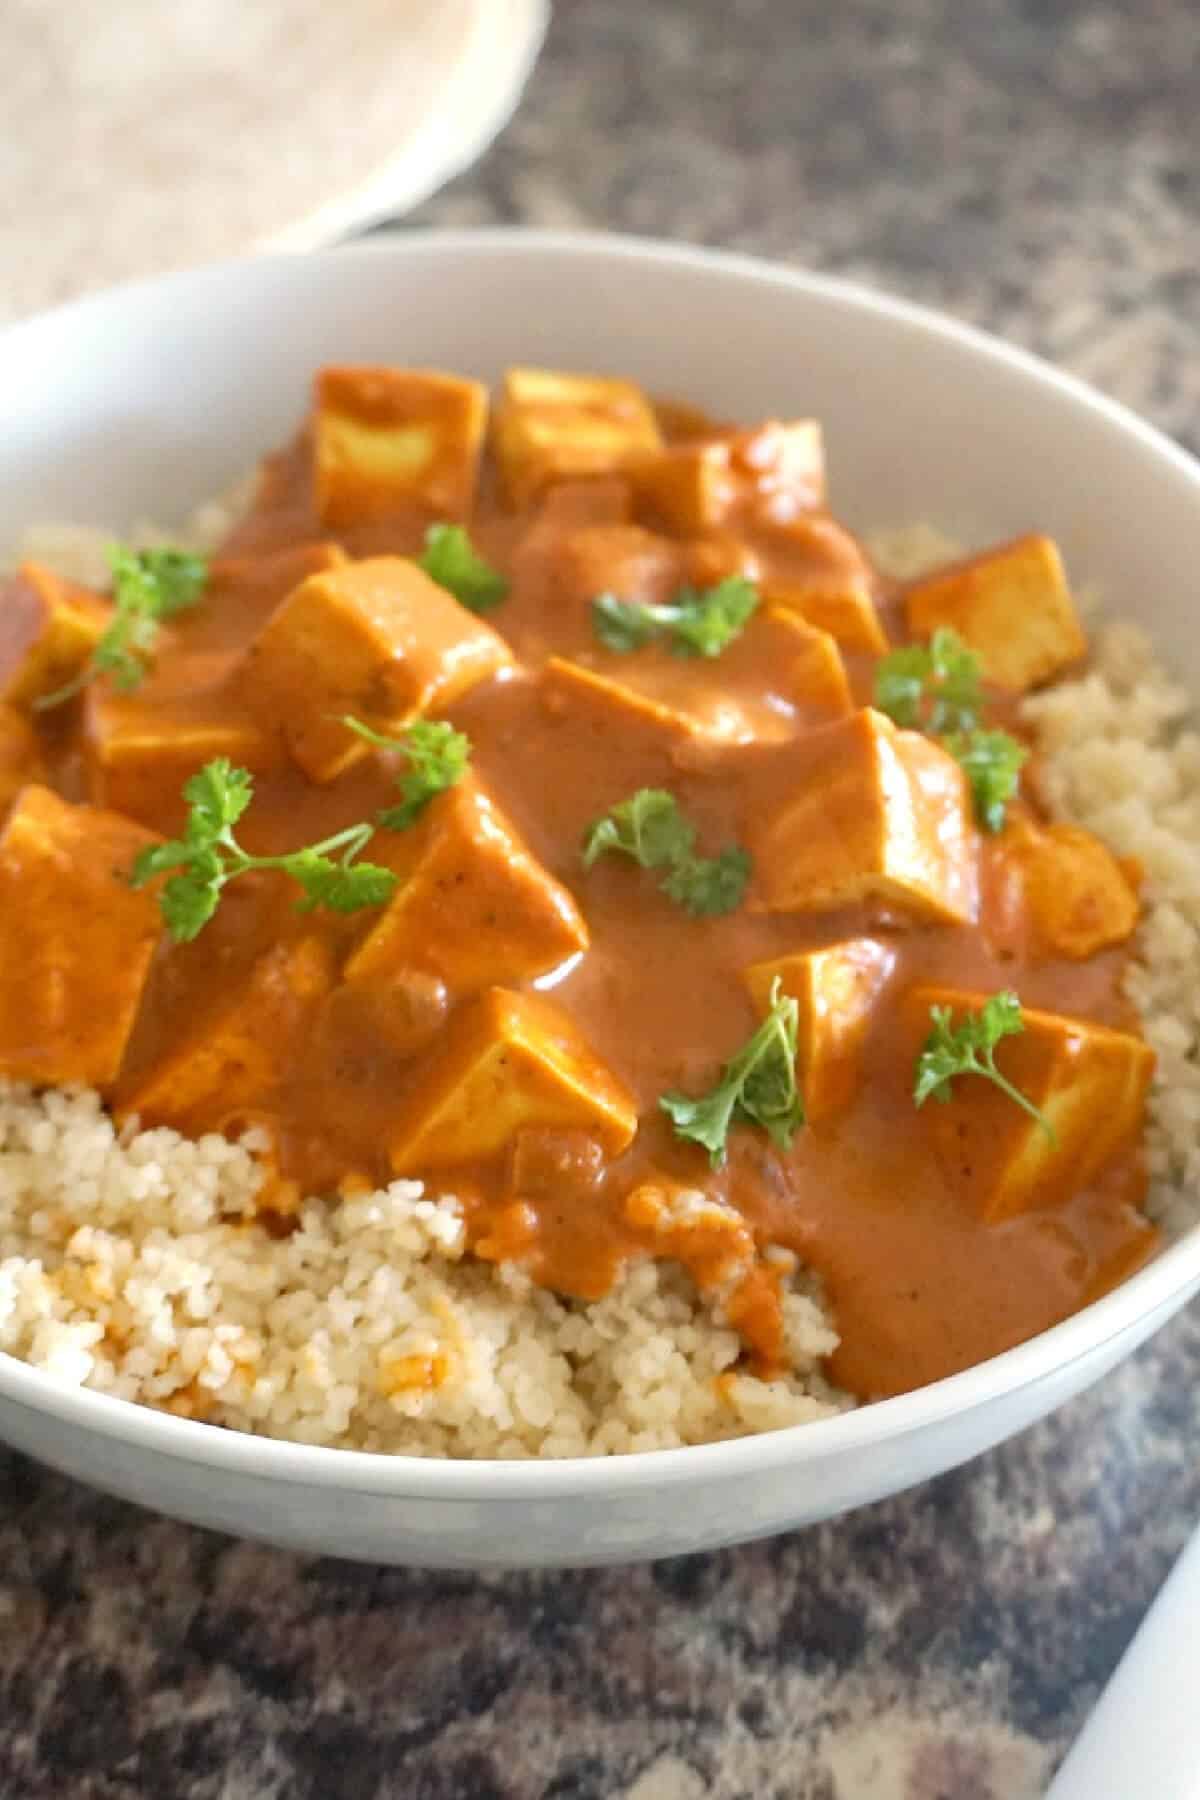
[875,627,1027,831]
[661,846,753,918]
[36,545,208,709]
[131,758,396,942]
[874,626,983,735]
[914,991,1056,1140]
[660,978,806,1166]
[417,523,508,613]
[592,576,760,659]
[581,788,751,918]
[582,788,693,873]
[941,728,1029,835]
[342,715,471,831]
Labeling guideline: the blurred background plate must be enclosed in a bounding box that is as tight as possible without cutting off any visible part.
[1,0,548,323]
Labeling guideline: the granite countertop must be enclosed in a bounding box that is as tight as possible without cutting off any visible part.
[2,2,1198,1795]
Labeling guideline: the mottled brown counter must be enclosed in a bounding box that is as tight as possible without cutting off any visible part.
[1,1,1198,1793]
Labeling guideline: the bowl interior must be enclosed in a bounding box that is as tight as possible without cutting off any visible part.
[5,233,1200,713]
[0,232,1198,1495]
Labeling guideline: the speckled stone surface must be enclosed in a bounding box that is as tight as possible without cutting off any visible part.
[2,2,1198,1795]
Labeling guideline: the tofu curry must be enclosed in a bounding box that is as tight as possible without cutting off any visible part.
[0,365,1159,1402]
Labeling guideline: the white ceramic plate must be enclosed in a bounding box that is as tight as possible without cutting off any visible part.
[0,234,1198,1568]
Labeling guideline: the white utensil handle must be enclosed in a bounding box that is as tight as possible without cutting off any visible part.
[1046,1528,1200,1799]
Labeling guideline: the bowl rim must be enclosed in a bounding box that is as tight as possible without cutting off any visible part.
[2,226,1198,1498]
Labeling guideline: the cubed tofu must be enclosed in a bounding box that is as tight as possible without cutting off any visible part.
[206,542,348,633]
[509,480,636,607]
[749,708,976,924]
[683,532,763,591]
[388,987,637,1169]
[631,421,825,535]
[238,556,513,782]
[82,688,280,831]
[539,656,706,752]
[118,936,333,1133]
[0,562,111,711]
[775,580,888,656]
[494,368,663,508]
[995,819,1140,959]
[0,785,161,1086]
[612,610,851,745]
[557,524,684,609]
[313,366,488,526]
[905,534,1086,692]
[745,938,896,1120]
[759,515,888,655]
[770,611,853,719]
[906,984,1154,1219]
[345,777,589,993]
[0,706,45,813]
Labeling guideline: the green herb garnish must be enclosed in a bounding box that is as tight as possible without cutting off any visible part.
[582,787,751,918]
[417,523,508,613]
[343,715,471,831]
[592,576,760,659]
[874,626,982,734]
[131,759,396,942]
[660,847,753,918]
[660,978,805,1166]
[914,991,1056,1140]
[875,627,1026,831]
[941,728,1029,835]
[36,545,208,709]
[582,788,692,872]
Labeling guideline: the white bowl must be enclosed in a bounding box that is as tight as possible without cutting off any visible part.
[1,233,1198,1568]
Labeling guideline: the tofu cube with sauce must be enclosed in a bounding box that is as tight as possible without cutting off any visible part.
[769,612,854,719]
[494,368,663,508]
[117,937,334,1134]
[0,563,111,711]
[345,778,589,994]
[238,556,513,782]
[990,819,1140,960]
[0,785,162,1087]
[539,656,707,753]
[205,542,348,633]
[905,534,1086,692]
[745,938,896,1120]
[759,515,889,655]
[557,523,684,610]
[388,987,638,1170]
[82,688,280,832]
[749,708,976,924]
[906,984,1154,1219]
[630,421,825,535]
[314,366,488,527]
[0,707,45,814]
[610,609,852,745]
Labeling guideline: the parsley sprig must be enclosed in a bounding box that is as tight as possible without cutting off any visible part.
[131,759,396,942]
[660,978,806,1166]
[417,523,508,613]
[875,626,982,734]
[343,716,471,831]
[874,627,1027,833]
[914,991,1056,1140]
[37,545,208,709]
[592,576,760,658]
[582,788,751,918]
[941,729,1029,835]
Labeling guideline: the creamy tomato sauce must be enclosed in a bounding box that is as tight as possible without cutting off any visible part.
[29,386,1158,1402]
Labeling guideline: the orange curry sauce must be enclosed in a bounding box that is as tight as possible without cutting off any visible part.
[5,372,1159,1401]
